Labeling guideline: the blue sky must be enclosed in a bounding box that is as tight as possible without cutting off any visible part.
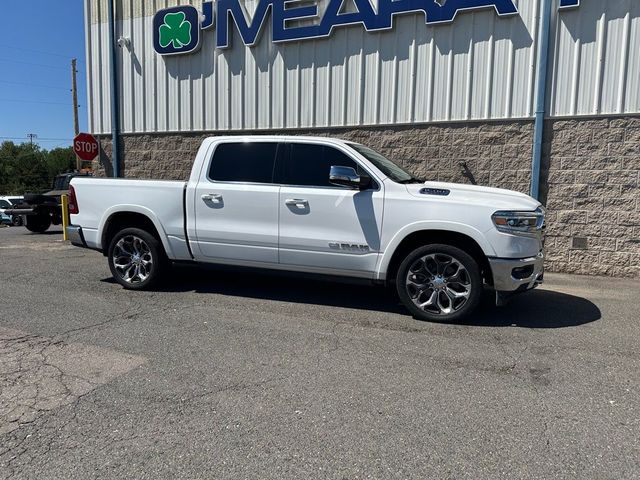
[0,0,87,149]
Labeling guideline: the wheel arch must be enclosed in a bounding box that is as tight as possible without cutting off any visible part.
[378,225,494,286]
[100,207,172,258]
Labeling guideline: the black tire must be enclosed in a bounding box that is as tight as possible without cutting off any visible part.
[396,244,482,322]
[107,227,167,290]
[25,214,51,233]
[11,215,23,227]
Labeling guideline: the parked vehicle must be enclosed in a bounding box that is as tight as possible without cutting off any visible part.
[0,196,24,226]
[4,173,91,233]
[67,136,545,321]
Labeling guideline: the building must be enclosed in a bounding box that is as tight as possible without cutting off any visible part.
[83,0,639,277]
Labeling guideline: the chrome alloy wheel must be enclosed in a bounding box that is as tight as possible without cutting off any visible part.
[405,253,472,315]
[112,235,153,284]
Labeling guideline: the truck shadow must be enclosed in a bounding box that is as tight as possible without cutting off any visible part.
[132,265,602,329]
[468,290,601,328]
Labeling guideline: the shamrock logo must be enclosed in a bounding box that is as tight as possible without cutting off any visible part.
[158,12,193,49]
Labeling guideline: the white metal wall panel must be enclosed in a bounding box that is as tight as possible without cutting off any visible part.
[549,0,640,116]
[86,0,113,134]
[85,0,640,135]
[626,4,640,113]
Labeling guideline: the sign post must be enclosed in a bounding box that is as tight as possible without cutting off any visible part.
[73,133,99,167]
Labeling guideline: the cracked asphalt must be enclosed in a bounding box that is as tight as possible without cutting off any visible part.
[0,225,639,479]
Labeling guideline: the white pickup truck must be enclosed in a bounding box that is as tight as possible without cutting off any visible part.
[68,136,545,321]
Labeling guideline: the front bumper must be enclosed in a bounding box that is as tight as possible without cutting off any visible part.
[488,252,544,292]
[66,225,88,248]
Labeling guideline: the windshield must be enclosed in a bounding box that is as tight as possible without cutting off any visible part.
[53,175,72,190]
[348,144,422,183]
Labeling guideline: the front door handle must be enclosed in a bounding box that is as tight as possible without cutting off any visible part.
[202,193,223,203]
[285,198,308,208]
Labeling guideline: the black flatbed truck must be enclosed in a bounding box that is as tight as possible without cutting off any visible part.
[5,172,92,233]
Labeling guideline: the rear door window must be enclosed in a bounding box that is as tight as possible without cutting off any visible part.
[277,143,359,188]
[209,142,279,184]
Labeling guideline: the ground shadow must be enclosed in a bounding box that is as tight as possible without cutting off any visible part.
[103,264,407,316]
[26,229,63,236]
[460,288,601,328]
[103,264,601,329]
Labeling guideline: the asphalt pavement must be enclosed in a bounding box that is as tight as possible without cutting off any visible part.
[0,225,638,479]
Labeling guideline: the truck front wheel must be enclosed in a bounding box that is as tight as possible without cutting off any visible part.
[107,228,167,290]
[25,214,51,233]
[396,244,482,322]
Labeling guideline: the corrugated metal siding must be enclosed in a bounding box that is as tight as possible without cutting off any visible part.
[549,0,640,116]
[85,0,640,135]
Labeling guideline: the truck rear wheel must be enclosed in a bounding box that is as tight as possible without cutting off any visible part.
[107,228,167,290]
[11,215,23,227]
[25,214,51,233]
[396,244,482,322]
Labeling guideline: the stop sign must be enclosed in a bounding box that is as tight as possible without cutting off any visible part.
[73,133,99,161]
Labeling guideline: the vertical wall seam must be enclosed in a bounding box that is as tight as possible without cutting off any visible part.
[593,11,607,115]
[505,15,515,117]
[569,12,582,116]
[445,27,454,121]
[465,16,474,121]
[427,35,435,122]
[374,35,381,125]
[84,0,95,134]
[358,36,365,125]
[409,17,418,123]
[617,8,631,113]
[484,15,494,119]
[391,31,399,124]
[525,0,539,118]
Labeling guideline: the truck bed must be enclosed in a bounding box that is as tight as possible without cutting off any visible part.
[70,177,191,260]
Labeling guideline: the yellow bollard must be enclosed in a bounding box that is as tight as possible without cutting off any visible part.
[61,194,69,241]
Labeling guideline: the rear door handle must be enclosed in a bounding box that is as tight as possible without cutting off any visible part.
[285,198,308,208]
[202,193,223,203]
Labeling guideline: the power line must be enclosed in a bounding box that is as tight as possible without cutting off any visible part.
[0,57,80,71]
[0,136,73,141]
[0,98,82,107]
[0,79,70,91]
[0,44,85,63]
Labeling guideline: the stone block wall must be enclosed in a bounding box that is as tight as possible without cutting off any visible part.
[541,116,640,278]
[95,120,534,191]
[93,115,639,277]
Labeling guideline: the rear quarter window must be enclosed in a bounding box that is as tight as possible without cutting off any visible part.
[209,142,279,184]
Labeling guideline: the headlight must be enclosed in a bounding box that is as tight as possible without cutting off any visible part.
[492,207,545,235]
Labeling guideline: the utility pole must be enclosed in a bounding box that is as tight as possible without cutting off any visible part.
[71,58,81,171]
[27,133,37,146]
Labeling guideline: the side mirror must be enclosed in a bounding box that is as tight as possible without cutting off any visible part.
[329,166,371,190]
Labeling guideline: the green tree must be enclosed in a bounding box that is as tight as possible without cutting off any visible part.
[45,147,75,185]
[0,141,76,195]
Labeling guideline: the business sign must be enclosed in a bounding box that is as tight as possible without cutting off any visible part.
[153,0,579,55]
[153,5,205,55]
[559,0,580,9]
